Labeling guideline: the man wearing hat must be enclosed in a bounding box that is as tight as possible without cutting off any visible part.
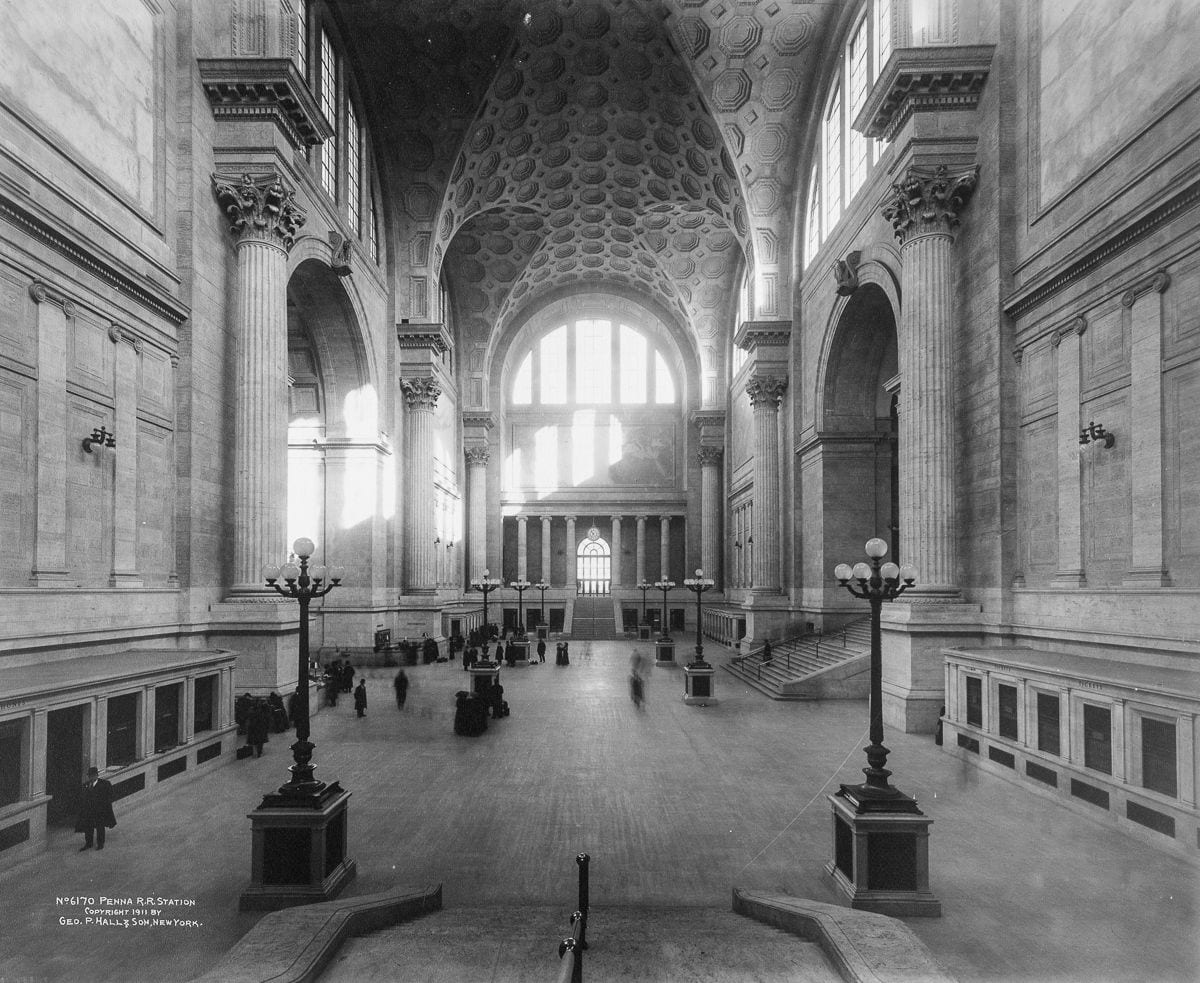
[75,766,116,851]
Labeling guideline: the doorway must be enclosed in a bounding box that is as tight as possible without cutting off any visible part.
[45,705,86,826]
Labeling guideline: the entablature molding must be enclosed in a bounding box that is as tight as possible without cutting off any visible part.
[734,319,791,353]
[462,411,496,434]
[198,58,333,151]
[397,321,452,355]
[855,45,996,143]
[795,429,892,457]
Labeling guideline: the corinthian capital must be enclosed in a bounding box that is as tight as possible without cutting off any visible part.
[465,445,490,467]
[698,446,723,467]
[882,164,979,244]
[212,172,306,249]
[400,376,442,409]
[746,375,788,408]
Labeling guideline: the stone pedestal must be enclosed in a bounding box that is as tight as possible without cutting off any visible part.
[638,624,651,640]
[824,790,940,917]
[468,663,500,699]
[683,662,717,705]
[239,787,356,910]
[654,638,676,666]
[510,639,530,666]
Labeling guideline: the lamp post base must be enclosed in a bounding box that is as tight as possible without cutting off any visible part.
[824,790,941,917]
[239,787,356,911]
[654,638,676,666]
[682,661,717,705]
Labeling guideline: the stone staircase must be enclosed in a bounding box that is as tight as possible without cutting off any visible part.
[723,618,872,700]
[569,595,618,639]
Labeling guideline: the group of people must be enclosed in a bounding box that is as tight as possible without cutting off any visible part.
[322,658,357,705]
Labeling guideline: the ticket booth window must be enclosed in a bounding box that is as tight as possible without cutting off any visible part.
[155,683,182,753]
[107,694,138,766]
[194,675,217,734]
[1036,693,1060,756]
[1141,717,1177,798]
[1083,704,1112,775]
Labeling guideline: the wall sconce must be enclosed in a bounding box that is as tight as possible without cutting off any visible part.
[446,540,455,550]
[1078,421,1115,449]
[747,535,754,546]
[433,536,440,545]
[82,427,116,453]
[733,540,742,550]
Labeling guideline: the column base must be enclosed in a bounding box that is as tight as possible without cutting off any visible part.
[1050,569,1087,588]
[1123,567,1170,587]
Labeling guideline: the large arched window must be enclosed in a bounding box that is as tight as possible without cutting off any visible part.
[511,319,677,406]
[577,537,611,594]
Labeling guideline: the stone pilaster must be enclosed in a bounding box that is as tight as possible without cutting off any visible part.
[541,515,553,585]
[400,377,441,593]
[659,515,671,581]
[565,516,577,592]
[883,163,977,595]
[28,283,72,584]
[109,325,143,587]
[1052,317,1087,587]
[698,447,723,587]
[516,514,528,581]
[212,171,306,593]
[609,515,622,587]
[635,515,647,584]
[746,376,788,592]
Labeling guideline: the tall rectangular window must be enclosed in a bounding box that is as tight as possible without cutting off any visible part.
[1083,704,1112,775]
[347,101,362,234]
[319,30,338,199]
[154,683,181,753]
[654,351,675,403]
[1141,717,1177,798]
[575,320,611,403]
[1036,692,1060,755]
[619,325,647,404]
[997,683,1018,740]
[0,719,23,808]
[541,326,568,404]
[875,0,893,73]
[803,166,821,266]
[847,17,870,197]
[368,189,379,263]
[107,693,138,767]
[965,675,982,727]
[823,83,842,233]
[294,0,307,77]
[194,675,217,734]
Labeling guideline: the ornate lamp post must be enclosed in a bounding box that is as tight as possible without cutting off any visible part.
[653,578,674,638]
[682,569,715,667]
[241,537,355,910]
[262,537,344,795]
[510,579,531,634]
[832,538,917,804]
[636,581,652,639]
[470,568,501,637]
[533,579,550,631]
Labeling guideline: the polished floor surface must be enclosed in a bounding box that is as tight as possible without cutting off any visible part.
[0,639,1196,982]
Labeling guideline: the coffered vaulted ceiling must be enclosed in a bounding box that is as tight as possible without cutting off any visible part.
[340,0,841,389]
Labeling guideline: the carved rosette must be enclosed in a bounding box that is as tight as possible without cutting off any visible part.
[465,446,491,467]
[882,164,979,244]
[746,376,788,408]
[400,376,442,409]
[212,172,306,249]
[697,446,723,467]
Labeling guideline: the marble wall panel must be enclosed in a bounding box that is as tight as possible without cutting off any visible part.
[1018,416,1057,584]
[66,398,113,584]
[1163,360,1200,585]
[1081,391,1131,584]
[0,371,33,578]
[136,421,173,583]
[0,270,34,374]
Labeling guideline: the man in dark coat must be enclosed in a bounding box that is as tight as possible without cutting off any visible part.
[354,679,368,717]
[536,638,546,663]
[75,766,116,851]
[246,701,269,757]
[394,669,409,709]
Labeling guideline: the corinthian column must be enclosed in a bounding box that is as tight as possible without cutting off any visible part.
[746,376,787,592]
[517,515,529,581]
[541,515,553,584]
[565,515,577,592]
[609,516,622,587]
[659,515,671,581]
[882,163,978,595]
[698,447,723,585]
[212,172,306,592]
[635,515,647,584]
[465,446,490,582]
[401,377,442,593]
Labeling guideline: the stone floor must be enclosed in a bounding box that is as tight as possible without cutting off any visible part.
[0,639,1196,983]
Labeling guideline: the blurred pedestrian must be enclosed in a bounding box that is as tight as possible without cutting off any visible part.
[354,678,368,717]
[394,669,409,709]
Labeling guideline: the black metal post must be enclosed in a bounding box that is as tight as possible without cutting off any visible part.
[576,852,589,949]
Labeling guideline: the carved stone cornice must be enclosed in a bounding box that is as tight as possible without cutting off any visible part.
[397,321,452,355]
[400,376,442,409]
[198,58,334,150]
[698,446,724,467]
[746,375,788,408]
[882,164,979,244]
[733,319,791,353]
[462,411,496,432]
[464,446,491,467]
[212,172,306,249]
[855,45,996,142]
[1120,270,1171,307]
[28,281,75,316]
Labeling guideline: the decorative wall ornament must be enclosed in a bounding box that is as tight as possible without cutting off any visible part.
[882,164,979,244]
[1120,270,1171,308]
[832,250,861,296]
[400,376,442,409]
[746,375,788,407]
[211,172,307,249]
[328,232,353,277]
[1051,315,1087,347]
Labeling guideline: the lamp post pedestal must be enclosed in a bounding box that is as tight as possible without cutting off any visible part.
[654,638,675,666]
[682,661,717,705]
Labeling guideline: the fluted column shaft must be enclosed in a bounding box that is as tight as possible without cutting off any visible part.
[635,515,647,584]
[565,516,577,592]
[698,448,722,586]
[659,515,671,581]
[747,378,786,591]
[401,378,441,592]
[517,515,528,581]
[609,516,622,587]
[466,447,489,582]
[541,515,552,584]
[884,164,978,594]
[213,172,306,592]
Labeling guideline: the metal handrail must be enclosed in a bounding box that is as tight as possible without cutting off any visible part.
[555,853,590,983]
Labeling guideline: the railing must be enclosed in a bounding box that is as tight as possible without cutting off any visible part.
[555,852,590,983]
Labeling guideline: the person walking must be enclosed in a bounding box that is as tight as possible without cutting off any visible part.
[75,766,116,851]
[246,701,269,757]
[536,637,546,663]
[394,669,409,710]
[354,678,368,718]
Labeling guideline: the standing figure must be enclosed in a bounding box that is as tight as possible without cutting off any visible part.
[562,640,570,665]
[342,662,356,694]
[246,701,270,757]
[75,766,116,851]
[354,679,368,718]
[536,638,547,663]
[761,638,773,662]
[394,669,409,709]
